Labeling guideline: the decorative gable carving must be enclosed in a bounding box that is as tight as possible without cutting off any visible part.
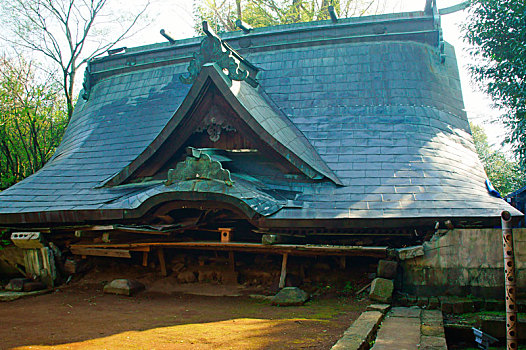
[180,21,258,87]
[194,106,236,142]
[165,148,233,186]
[181,35,248,85]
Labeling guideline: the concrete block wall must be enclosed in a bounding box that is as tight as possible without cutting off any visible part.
[401,228,526,299]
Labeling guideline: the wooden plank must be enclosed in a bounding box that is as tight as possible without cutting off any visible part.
[279,253,288,289]
[157,248,167,276]
[70,247,131,258]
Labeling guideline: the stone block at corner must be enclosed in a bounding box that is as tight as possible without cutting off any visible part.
[369,278,394,303]
[396,245,424,260]
[377,260,398,279]
[103,279,145,296]
[271,287,309,306]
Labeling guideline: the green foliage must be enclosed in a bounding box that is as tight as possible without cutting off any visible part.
[193,0,386,33]
[470,123,526,196]
[464,0,526,167]
[0,56,68,190]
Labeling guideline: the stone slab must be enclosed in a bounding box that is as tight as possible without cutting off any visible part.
[420,335,447,349]
[389,306,421,318]
[331,311,383,350]
[366,304,391,314]
[372,314,421,349]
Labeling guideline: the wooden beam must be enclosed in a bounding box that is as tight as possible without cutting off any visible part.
[69,242,388,258]
[157,248,167,276]
[70,247,131,258]
[279,253,288,289]
[339,256,346,270]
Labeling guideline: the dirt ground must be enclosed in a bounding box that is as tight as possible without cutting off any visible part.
[1,282,368,350]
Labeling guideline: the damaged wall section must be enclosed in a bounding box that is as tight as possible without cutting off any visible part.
[400,228,526,299]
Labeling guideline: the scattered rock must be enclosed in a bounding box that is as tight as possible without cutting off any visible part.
[271,287,309,306]
[377,260,398,279]
[177,271,197,283]
[103,279,145,296]
[198,270,218,283]
[5,278,32,292]
[369,278,394,303]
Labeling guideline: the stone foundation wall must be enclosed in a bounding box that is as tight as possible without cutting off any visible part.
[401,228,526,299]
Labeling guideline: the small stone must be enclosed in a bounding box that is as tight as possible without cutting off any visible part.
[177,271,197,283]
[369,278,394,303]
[396,246,424,260]
[271,287,309,306]
[5,278,32,292]
[103,279,145,296]
[377,260,398,279]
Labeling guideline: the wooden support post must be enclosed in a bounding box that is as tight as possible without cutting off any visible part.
[228,251,235,272]
[157,248,167,277]
[279,253,288,289]
[339,256,346,270]
[142,251,149,267]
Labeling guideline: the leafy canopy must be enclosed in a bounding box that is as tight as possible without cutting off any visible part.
[464,0,526,167]
[471,123,525,196]
[194,0,386,33]
[0,56,68,190]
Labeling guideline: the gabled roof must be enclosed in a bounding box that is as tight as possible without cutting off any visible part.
[0,9,522,227]
[104,62,342,187]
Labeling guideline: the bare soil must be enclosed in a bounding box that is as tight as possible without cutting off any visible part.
[1,282,368,350]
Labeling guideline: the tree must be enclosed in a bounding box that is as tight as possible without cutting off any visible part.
[0,0,149,121]
[464,0,526,168]
[0,56,68,190]
[194,0,386,33]
[471,123,525,196]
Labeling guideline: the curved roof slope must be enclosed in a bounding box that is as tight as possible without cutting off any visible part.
[0,10,521,226]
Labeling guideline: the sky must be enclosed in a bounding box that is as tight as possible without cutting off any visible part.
[114,0,506,151]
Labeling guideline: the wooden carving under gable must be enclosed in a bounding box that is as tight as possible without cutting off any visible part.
[180,35,249,85]
[165,150,233,186]
[195,105,236,142]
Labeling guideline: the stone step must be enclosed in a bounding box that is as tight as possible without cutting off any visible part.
[371,307,447,350]
[331,310,384,350]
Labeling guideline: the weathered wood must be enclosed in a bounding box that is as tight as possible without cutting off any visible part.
[142,251,149,267]
[279,253,288,289]
[70,247,131,258]
[69,242,388,258]
[157,248,167,276]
